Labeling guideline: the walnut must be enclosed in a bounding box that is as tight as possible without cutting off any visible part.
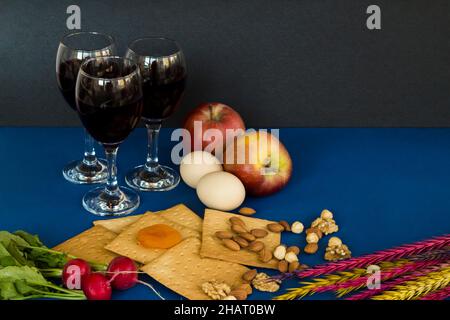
[311,217,339,235]
[324,244,352,261]
[201,280,231,300]
[252,272,281,292]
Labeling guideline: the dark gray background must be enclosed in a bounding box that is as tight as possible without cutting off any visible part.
[1,0,449,127]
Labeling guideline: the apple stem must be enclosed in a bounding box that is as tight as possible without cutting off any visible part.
[209,104,214,120]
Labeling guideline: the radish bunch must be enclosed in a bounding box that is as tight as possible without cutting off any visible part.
[62,256,158,300]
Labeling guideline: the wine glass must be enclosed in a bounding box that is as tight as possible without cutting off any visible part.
[124,37,187,191]
[76,56,143,216]
[56,32,116,184]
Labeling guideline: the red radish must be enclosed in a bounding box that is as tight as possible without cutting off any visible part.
[82,273,112,300]
[106,257,138,290]
[62,259,91,290]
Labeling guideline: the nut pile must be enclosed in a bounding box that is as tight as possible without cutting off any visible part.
[215,216,274,263]
[202,269,281,300]
[273,245,305,273]
[264,209,351,263]
[311,209,339,235]
[324,236,352,261]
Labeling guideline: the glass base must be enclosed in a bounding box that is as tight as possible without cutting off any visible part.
[125,164,180,192]
[82,186,140,217]
[62,159,108,184]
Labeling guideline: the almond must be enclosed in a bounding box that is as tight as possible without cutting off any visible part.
[248,240,265,252]
[222,239,241,251]
[231,224,248,234]
[229,289,247,300]
[259,248,273,263]
[288,261,300,272]
[267,223,284,233]
[242,269,257,282]
[238,207,256,216]
[304,243,319,254]
[278,260,288,273]
[230,217,246,228]
[279,220,291,232]
[215,231,233,239]
[236,283,252,295]
[286,246,300,255]
[251,228,268,238]
[233,235,249,248]
[240,232,256,242]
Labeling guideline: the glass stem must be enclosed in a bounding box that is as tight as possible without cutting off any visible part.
[104,146,120,195]
[83,130,97,166]
[145,121,162,171]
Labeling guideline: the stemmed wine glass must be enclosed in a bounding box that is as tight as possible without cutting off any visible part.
[124,37,187,191]
[56,32,116,184]
[76,56,143,216]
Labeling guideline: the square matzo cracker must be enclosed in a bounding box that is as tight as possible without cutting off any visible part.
[94,204,202,233]
[105,212,200,264]
[142,237,248,300]
[53,225,118,264]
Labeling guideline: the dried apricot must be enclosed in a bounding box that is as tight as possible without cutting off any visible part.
[137,224,182,249]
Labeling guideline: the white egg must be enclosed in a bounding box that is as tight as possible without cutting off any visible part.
[180,151,223,188]
[196,171,246,211]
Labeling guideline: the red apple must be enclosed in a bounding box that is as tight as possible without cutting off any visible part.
[183,102,245,154]
[223,131,293,196]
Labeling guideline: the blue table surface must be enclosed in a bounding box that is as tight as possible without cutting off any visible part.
[0,127,449,300]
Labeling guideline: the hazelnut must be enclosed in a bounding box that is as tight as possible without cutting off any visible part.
[286,246,300,255]
[321,209,333,220]
[291,221,304,234]
[306,232,319,244]
[306,227,323,239]
[273,245,287,260]
[328,236,342,247]
[285,251,298,263]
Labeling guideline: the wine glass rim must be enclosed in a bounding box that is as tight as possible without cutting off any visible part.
[59,31,115,52]
[79,56,141,81]
[127,36,182,58]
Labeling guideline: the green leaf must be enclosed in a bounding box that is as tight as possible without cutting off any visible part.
[7,241,32,267]
[15,279,36,295]
[0,243,18,267]
[0,280,20,300]
[14,231,44,247]
[0,231,29,248]
[0,266,48,286]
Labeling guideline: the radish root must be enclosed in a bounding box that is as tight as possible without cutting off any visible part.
[106,271,165,300]
[137,280,165,300]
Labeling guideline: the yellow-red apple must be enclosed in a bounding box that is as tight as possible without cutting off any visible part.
[223,131,293,196]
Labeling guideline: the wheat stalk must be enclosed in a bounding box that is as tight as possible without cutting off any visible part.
[371,266,450,300]
[346,261,449,300]
[287,235,450,279]
[273,260,408,300]
[420,285,450,300]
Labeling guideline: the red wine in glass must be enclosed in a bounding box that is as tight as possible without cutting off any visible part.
[76,56,143,216]
[125,37,187,192]
[56,32,116,184]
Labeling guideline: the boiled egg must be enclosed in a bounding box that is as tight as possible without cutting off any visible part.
[196,171,246,211]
